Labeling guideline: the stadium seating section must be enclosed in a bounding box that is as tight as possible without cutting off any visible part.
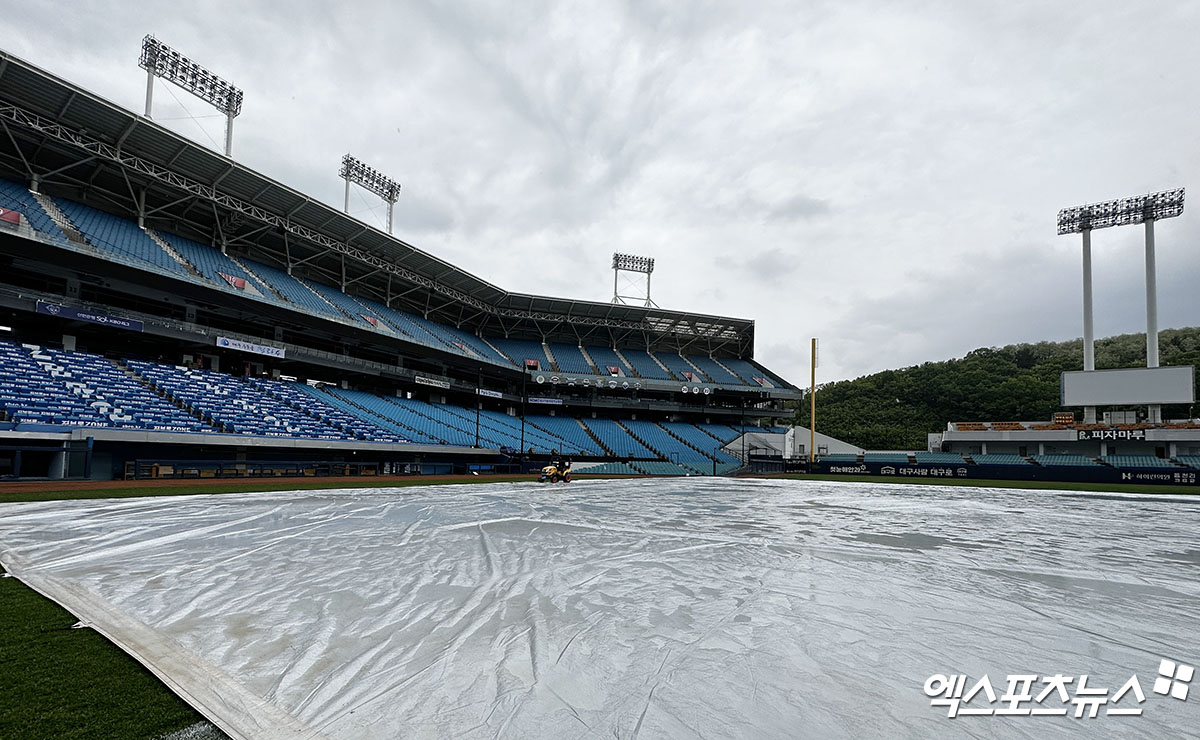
[53,198,188,277]
[971,454,1031,466]
[586,346,628,376]
[619,349,674,380]
[546,343,594,375]
[1100,455,1177,469]
[489,338,549,369]
[914,452,967,464]
[0,340,758,474]
[0,180,68,240]
[2,179,786,388]
[574,462,642,475]
[687,356,742,384]
[0,343,207,431]
[1033,455,1101,467]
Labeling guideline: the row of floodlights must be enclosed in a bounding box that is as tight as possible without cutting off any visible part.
[139,36,242,117]
[141,36,401,204]
[1057,188,1185,235]
[340,154,401,203]
[612,253,655,273]
[138,36,661,269]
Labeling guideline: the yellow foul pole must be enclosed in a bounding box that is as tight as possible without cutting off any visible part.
[810,337,817,463]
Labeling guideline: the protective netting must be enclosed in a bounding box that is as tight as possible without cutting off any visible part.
[1,478,1197,738]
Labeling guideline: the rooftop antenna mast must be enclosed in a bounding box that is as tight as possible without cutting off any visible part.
[140,35,243,158]
[611,252,657,308]
[340,154,401,234]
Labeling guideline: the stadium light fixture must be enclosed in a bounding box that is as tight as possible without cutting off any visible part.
[139,35,244,157]
[340,154,402,234]
[1056,188,1185,235]
[1058,187,1185,424]
[611,253,657,307]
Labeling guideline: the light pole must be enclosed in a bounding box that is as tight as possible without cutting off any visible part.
[810,337,817,464]
[339,154,401,234]
[140,36,243,157]
[1057,188,1184,424]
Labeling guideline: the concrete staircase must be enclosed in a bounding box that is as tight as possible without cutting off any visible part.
[227,255,289,303]
[576,418,615,456]
[479,336,511,365]
[680,355,713,382]
[613,348,640,378]
[712,356,746,384]
[577,345,602,374]
[143,228,204,279]
[541,342,561,373]
[647,350,675,380]
[31,192,87,244]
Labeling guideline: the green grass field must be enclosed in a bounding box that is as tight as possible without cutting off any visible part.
[0,566,204,740]
[1,470,1195,738]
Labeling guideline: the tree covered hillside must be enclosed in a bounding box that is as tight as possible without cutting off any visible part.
[793,327,1200,451]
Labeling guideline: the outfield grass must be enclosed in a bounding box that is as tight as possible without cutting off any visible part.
[0,566,205,740]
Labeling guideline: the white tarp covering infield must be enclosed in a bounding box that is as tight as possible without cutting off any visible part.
[1,478,1198,738]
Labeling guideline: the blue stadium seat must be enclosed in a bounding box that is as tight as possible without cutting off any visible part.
[53,198,188,276]
[490,338,548,369]
[971,454,1031,465]
[0,179,68,240]
[585,346,630,377]
[618,349,673,380]
[685,355,743,384]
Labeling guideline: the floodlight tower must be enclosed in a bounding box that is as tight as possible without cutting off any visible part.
[340,154,402,234]
[611,253,657,307]
[139,35,243,158]
[1057,187,1185,423]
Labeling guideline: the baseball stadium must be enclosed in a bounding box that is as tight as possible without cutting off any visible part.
[1,33,1197,740]
[0,42,804,485]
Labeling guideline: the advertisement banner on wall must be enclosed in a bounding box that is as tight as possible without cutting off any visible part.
[36,301,144,332]
[216,336,286,358]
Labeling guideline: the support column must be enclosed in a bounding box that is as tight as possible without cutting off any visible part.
[1081,228,1097,424]
[224,113,234,158]
[1145,219,1161,423]
[144,69,154,118]
[344,179,351,213]
[387,202,394,234]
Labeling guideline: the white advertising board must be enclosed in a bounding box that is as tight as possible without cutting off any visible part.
[1061,366,1195,406]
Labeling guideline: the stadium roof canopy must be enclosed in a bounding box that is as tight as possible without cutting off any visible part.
[0,50,754,354]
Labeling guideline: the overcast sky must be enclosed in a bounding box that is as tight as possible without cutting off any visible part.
[2,1,1198,384]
